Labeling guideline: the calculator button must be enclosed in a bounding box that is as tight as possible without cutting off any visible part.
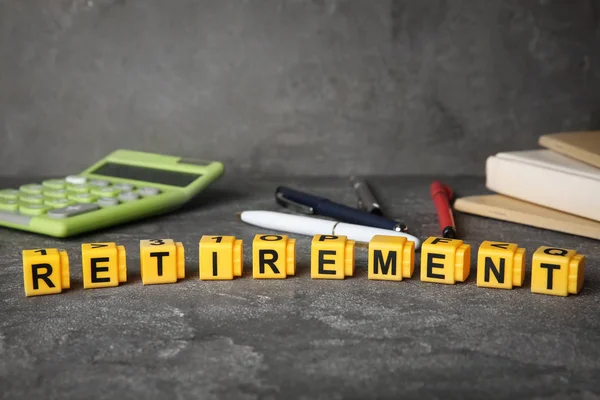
[48,203,100,219]
[118,192,140,202]
[67,193,97,203]
[0,211,31,225]
[89,179,110,187]
[0,199,20,212]
[66,175,87,185]
[138,187,161,197]
[21,194,45,204]
[19,204,50,216]
[42,179,66,189]
[0,189,20,200]
[113,183,135,191]
[90,187,120,198]
[67,183,91,193]
[44,189,68,199]
[20,184,44,195]
[97,197,120,207]
[45,198,74,208]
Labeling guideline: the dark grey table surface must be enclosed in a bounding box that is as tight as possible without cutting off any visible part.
[0,176,598,400]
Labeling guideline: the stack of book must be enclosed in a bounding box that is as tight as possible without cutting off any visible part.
[455,131,600,240]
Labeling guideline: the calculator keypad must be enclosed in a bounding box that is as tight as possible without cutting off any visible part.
[0,178,162,221]
[0,199,20,211]
[44,189,68,199]
[97,197,119,207]
[89,179,110,187]
[21,195,45,204]
[48,203,100,219]
[68,193,97,203]
[42,179,66,189]
[20,204,51,216]
[90,187,120,198]
[118,192,140,202]
[138,187,160,197]
[45,198,73,208]
[20,184,44,195]
[67,183,91,193]
[113,183,135,191]
[0,189,20,200]
[65,175,87,185]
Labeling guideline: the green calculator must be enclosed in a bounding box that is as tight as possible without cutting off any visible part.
[0,150,224,237]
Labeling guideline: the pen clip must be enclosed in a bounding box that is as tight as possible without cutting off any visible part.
[276,192,315,214]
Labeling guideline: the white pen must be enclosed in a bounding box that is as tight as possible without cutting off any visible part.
[239,210,421,249]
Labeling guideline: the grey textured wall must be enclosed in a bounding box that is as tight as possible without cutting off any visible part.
[1,0,599,176]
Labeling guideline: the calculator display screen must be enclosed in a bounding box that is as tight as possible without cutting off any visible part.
[90,163,201,187]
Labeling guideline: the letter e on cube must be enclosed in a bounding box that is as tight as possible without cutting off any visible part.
[311,235,355,280]
[420,237,470,284]
[82,242,127,289]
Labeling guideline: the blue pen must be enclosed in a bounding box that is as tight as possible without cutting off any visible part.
[275,186,408,232]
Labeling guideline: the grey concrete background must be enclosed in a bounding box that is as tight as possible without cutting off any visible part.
[2,1,600,398]
[1,0,600,176]
[0,176,599,400]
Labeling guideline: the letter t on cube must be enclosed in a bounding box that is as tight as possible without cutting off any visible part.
[140,239,185,285]
[531,246,584,296]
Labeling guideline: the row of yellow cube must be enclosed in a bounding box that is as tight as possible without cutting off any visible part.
[22,234,585,297]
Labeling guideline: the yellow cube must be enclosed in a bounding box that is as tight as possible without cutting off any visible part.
[311,235,355,279]
[199,235,243,280]
[140,239,185,285]
[476,241,525,289]
[81,242,127,289]
[368,235,414,281]
[531,246,584,296]
[252,234,296,279]
[22,248,70,296]
[420,237,470,284]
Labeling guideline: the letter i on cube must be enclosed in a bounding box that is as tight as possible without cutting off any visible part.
[252,234,296,279]
[82,242,127,289]
[311,235,355,279]
[531,246,584,296]
[140,239,185,285]
[368,235,414,281]
[23,248,70,296]
[199,235,243,280]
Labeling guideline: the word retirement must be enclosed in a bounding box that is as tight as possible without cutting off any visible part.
[22,234,585,298]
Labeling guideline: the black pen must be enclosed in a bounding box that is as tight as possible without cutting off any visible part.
[275,186,408,233]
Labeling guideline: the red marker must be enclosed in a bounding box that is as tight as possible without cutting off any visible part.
[430,181,457,239]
